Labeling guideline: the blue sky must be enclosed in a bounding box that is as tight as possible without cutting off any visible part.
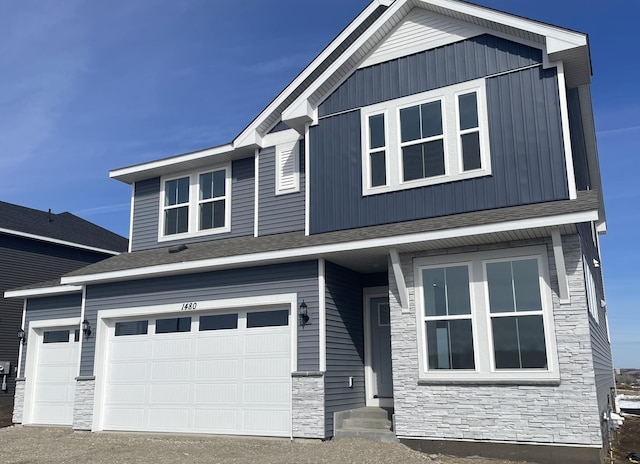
[1,1,637,367]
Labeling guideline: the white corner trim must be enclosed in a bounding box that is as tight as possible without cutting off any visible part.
[304,123,311,236]
[77,287,87,377]
[554,61,577,200]
[16,300,26,378]
[60,210,599,286]
[254,148,260,237]
[551,228,570,304]
[128,184,135,253]
[318,259,327,372]
[0,228,121,256]
[389,248,409,312]
[4,285,84,299]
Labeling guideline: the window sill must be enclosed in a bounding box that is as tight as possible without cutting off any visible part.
[362,169,491,197]
[158,226,231,243]
[417,376,561,386]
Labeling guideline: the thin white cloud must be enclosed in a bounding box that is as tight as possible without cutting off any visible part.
[597,124,640,137]
[73,203,131,216]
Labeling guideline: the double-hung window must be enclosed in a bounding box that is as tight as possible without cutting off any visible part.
[361,78,490,195]
[160,164,231,240]
[415,246,558,383]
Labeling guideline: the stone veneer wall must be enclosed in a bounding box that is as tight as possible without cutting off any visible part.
[292,373,325,438]
[389,235,602,446]
[12,378,24,424]
[73,377,95,431]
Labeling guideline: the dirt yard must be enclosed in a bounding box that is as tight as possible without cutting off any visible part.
[613,414,640,463]
[0,402,12,427]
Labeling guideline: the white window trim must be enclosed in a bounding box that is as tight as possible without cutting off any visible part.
[414,245,559,383]
[158,163,232,242]
[275,139,301,196]
[361,78,491,196]
[583,257,600,323]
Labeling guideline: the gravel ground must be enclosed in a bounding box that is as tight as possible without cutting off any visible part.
[0,426,532,464]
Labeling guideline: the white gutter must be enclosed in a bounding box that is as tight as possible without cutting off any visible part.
[0,228,121,256]
[5,285,84,299]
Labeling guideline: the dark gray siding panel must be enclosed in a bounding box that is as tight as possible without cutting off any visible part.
[362,272,388,288]
[81,261,318,376]
[130,158,255,251]
[324,262,365,437]
[310,66,568,233]
[577,225,614,444]
[319,34,543,117]
[258,145,305,236]
[21,294,82,375]
[130,177,161,252]
[567,88,591,190]
[0,234,104,400]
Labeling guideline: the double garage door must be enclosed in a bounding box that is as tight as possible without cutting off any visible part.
[101,309,291,437]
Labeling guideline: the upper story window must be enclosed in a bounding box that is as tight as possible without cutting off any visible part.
[159,164,231,241]
[361,78,491,196]
[414,246,559,383]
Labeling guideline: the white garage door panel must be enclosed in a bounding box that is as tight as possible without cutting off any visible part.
[32,330,79,426]
[102,310,291,436]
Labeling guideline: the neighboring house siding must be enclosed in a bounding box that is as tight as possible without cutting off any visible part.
[0,234,105,401]
[258,145,305,236]
[310,65,568,233]
[578,223,615,447]
[567,88,591,190]
[389,235,603,446]
[324,262,366,437]
[130,157,255,251]
[81,261,319,376]
[20,294,83,375]
[319,34,543,117]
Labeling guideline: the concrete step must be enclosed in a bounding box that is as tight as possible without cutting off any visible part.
[342,417,392,430]
[334,428,398,443]
[342,407,390,420]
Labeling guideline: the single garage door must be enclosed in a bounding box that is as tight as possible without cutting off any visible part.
[32,328,80,425]
[102,309,291,436]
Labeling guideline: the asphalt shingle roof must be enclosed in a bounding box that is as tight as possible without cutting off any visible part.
[0,201,128,253]
[61,190,598,279]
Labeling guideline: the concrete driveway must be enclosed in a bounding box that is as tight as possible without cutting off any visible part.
[0,426,531,464]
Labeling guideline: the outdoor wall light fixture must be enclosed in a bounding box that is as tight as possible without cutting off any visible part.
[82,319,92,339]
[17,328,26,345]
[299,300,310,327]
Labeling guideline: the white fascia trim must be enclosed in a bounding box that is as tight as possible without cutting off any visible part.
[109,144,235,182]
[29,317,81,330]
[304,123,311,236]
[417,0,587,54]
[318,259,326,372]
[0,228,121,256]
[5,285,84,299]
[232,1,384,148]
[60,209,598,286]
[554,61,578,200]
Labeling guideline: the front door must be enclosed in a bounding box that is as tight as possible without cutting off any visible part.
[365,290,393,406]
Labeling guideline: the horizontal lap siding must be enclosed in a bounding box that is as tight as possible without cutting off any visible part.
[81,261,319,376]
[578,223,614,439]
[21,294,83,375]
[258,146,305,236]
[324,262,365,437]
[130,157,255,251]
[310,66,568,233]
[1,234,105,398]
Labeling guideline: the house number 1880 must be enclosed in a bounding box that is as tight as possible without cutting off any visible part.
[181,302,197,311]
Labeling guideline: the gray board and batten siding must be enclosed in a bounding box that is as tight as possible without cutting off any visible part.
[258,145,305,236]
[130,157,254,251]
[577,222,615,441]
[20,294,83,376]
[80,261,319,377]
[310,34,568,234]
[567,87,591,191]
[324,261,366,437]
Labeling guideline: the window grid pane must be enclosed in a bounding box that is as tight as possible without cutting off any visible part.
[370,151,386,187]
[492,315,547,369]
[165,177,189,206]
[164,206,189,235]
[426,319,475,370]
[461,132,481,171]
[458,92,478,131]
[369,114,385,149]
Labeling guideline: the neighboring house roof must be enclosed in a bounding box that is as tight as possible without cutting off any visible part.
[17,190,595,288]
[0,201,128,255]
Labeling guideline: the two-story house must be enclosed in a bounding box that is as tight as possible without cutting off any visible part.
[0,202,127,416]
[7,1,614,463]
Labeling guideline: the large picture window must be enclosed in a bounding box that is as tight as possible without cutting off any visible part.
[160,164,231,240]
[415,246,558,383]
[361,78,491,195]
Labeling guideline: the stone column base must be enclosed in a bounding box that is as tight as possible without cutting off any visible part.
[73,377,95,431]
[292,372,325,439]
[12,378,25,424]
